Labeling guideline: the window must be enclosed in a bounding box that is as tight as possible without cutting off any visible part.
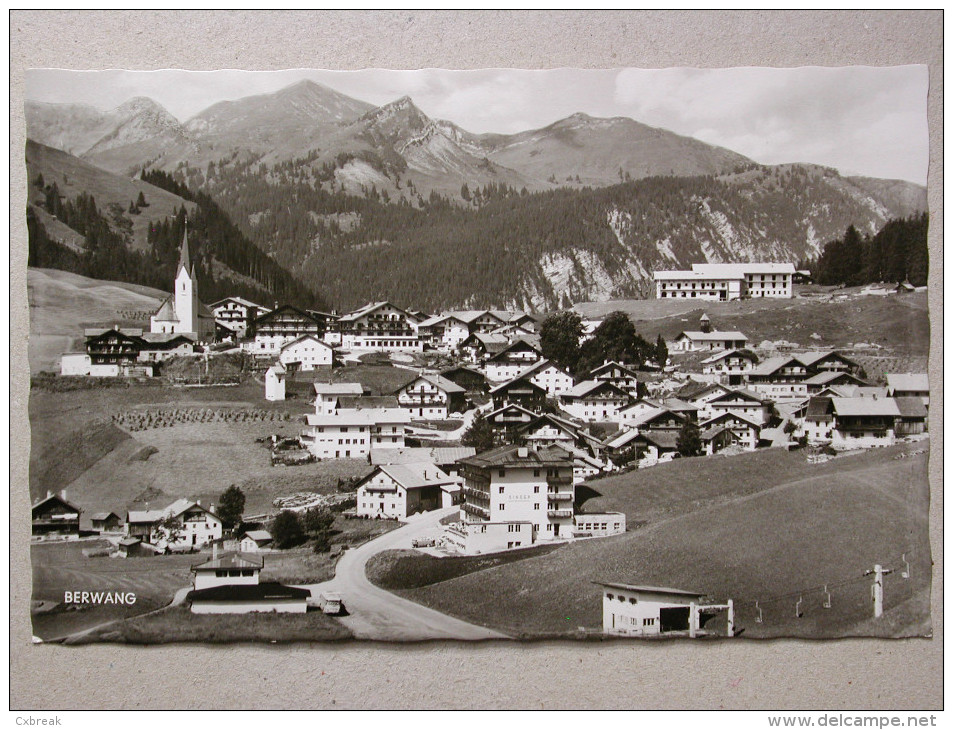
[534,503,540,510]
[533,469,541,477]
[498,468,506,477]
[499,486,504,494]
[499,504,505,511]
[533,486,539,493]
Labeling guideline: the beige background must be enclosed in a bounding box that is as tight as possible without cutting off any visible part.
[9,10,943,710]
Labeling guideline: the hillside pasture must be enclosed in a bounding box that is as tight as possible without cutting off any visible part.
[30,538,196,641]
[331,363,418,395]
[576,288,929,355]
[26,139,196,252]
[396,445,930,639]
[28,267,166,373]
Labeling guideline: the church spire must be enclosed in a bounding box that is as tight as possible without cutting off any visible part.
[178,225,191,274]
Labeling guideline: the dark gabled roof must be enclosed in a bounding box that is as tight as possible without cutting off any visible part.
[805,396,834,419]
[186,582,310,602]
[489,373,547,395]
[90,511,121,521]
[253,304,323,326]
[699,411,763,430]
[485,337,542,362]
[458,444,574,468]
[587,360,640,379]
[636,431,680,449]
[894,397,928,418]
[518,412,582,438]
[31,493,82,514]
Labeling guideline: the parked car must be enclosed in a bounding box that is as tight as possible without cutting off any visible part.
[412,537,436,548]
[317,591,343,615]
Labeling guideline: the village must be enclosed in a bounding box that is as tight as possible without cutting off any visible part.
[30,232,930,642]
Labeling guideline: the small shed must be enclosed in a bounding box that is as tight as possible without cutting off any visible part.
[90,511,123,533]
[117,537,149,558]
[239,530,274,553]
[265,362,287,401]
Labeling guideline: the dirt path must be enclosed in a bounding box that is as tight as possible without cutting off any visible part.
[301,508,510,641]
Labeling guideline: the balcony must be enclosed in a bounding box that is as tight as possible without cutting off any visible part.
[547,509,573,519]
[463,485,488,499]
[462,503,490,520]
[546,491,574,502]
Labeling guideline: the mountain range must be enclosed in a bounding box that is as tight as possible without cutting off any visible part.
[25,78,928,310]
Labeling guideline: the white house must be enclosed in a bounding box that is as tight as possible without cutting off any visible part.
[595,582,732,637]
[278,334,335,371]
[697,412,761,451]
[457,444,576,547]
[210,297,270,339]
[522,359,576,397]
[701,349,759,384]
[313,382,365,414]
[334,301,423,351]
[239,530,273,553]
[264,362,286,401]
[484,338,543,382]
[560,380,631,422]
[126,499,223,552]
[573,512,626,538]
[356,463,459,520]
[60,352,93,376]
[393,373,467,419]
[672,330,749,352]
[696,389,772,425]
[886,373,930,407]
[192,552,264,590]
[303,408,412,459]
[587,361,641,396]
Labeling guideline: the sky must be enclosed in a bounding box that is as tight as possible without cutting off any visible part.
[25,66,929,185]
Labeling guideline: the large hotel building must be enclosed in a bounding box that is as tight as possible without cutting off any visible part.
[654,263,795,301]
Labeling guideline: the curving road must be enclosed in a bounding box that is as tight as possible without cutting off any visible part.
[302,507,510,641]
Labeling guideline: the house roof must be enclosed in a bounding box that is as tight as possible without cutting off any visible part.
[699,411,762,430]
[84,326,145,339]
[625,407,686,429]
[830,397,901,417]
[280,333,333,352]
[886,373,929,392]
[192,552,264,572]
[313,382,364,396]
[90,512,120,521]
[588,360,640,379]
[708,388,768,405]
[366,463,457,491]
[803,371,865,386]
[32,493,82,513]
[241,530,273,543]
[489,374,546,395]
[151,296,178,322]
[403,373,466,394]
[485,403,538,421]
[804,397,834,420]
[659,397,700,412]
[563,380,630,399]
[519,413,583,438]
[127,499,217,524]
[337,301,413,323]
[210,296,268,310]
[699,425,731,442]
[305,408,411,427]
[370,446,476,466]
[139,332,196,346]
[486,337,543,362]
[677,330,748,342]
[894,397,928,418]
[605,428,643,450]
[187,582,310,603]
[593,581,707,597]
[693,262,795,277]
[748,355,802,377]
[521,358,574,380]
[458,444,574,468]
[701,348,759,365]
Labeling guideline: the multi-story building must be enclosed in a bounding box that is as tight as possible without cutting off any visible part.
[654,263,795,300]
[393,373,467,419]
[355,463,458,519]
[886,373,930,407]
[484,338,543,382]
[210,297,270,339]
[560,380,631,422]
[456,444,576,546]
[125,499,223,552]
[278,334,335,371]
[332,301,422,351]
[245,305,327,355]
[303,408,411,459]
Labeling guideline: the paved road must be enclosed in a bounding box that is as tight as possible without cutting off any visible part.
[302,508,510,642]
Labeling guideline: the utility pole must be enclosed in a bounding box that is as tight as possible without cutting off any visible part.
[865,564,893,618]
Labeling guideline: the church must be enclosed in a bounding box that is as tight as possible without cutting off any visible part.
[150,228,217,341]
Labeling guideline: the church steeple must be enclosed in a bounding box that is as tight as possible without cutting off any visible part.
[178,226,191,275]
